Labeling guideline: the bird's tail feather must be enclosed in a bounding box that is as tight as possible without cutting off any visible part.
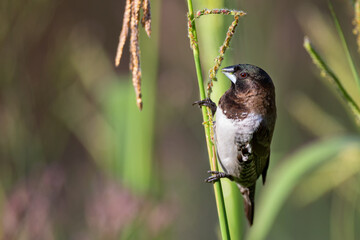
[238,183,256,226]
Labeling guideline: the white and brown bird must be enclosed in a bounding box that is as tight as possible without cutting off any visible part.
[194,64,276,225]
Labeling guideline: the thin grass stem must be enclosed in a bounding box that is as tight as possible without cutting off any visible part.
[186,0,231,239]
[329,1,360,94]
[195,3,244,239]
[304,37,360,125]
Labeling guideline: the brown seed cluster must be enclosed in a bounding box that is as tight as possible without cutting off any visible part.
[115,0,152,110]
[142,0,151,37]
[187,8,246,97]
[187,13,198,50]
[196,8,246,18]
[195,9,246,97]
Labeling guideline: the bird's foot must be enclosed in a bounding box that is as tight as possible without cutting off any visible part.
[205,170,233,183]
[193,98,217,115]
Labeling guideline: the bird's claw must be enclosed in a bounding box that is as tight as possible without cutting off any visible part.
[205,175,219,183]
[205,170,233,183]
[193,98,217,115]
[192,98,214,107]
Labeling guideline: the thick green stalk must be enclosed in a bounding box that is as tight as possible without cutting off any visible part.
[329,1,360,94]
[187,0,231,239]
[123,0,161,193]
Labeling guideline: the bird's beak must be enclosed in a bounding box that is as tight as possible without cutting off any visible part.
[221,66,237,84]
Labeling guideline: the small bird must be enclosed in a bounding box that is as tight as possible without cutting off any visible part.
[194,64,276,225]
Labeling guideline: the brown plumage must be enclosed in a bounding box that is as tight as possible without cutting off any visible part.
[195,64,276,225]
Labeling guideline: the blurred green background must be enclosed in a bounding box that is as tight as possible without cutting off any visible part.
[1,0,360,239]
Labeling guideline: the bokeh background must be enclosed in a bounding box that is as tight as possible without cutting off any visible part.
[1,0,360,239]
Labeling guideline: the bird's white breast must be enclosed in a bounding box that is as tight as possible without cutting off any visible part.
[215,106,263,175]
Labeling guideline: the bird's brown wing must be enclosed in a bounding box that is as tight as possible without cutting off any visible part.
[251,121,273,184]
[234,120,274,225]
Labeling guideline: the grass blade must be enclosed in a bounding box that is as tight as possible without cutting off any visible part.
[329,1,360,94]
[304,37,360,125]
[246,136,360,240]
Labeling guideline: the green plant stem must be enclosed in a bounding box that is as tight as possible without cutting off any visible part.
[304,37,360,125]
[187,0,231,239]
[329,1,360,93]
[196,1,243,239]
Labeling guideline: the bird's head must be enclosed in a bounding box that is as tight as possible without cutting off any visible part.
[221,64,273,92]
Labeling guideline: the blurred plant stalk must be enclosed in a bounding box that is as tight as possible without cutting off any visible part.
[302,1,360,126]
[65,0,161,195]
[122,0,161,194]
[328,2,360,93]
[304,37,360,125]
[247,136,360,240]
[288,93,346,137]
[295,146,360,206]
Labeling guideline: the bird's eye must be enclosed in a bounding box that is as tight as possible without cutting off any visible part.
[240,72,248,78]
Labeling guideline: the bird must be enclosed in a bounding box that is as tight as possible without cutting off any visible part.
[194,63,276,225]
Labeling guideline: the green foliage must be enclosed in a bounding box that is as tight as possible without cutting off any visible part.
[304,38,360,125]
[247,136,360,240]
[328,1,360,93]
[247,2,360,239]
